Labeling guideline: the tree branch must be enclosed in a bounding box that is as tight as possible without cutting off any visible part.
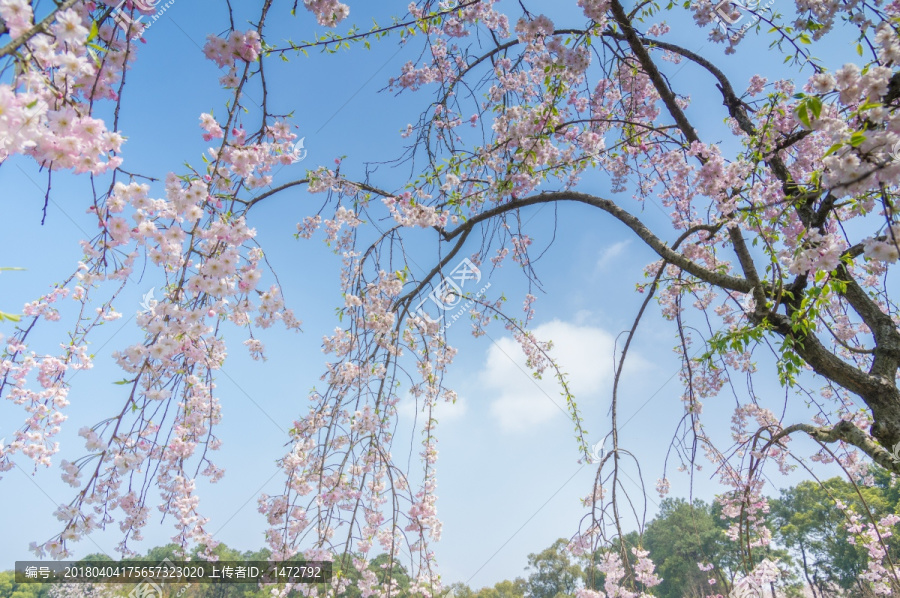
[443,190,753,293]
[728,225,766,309]
[775,421,900,474]
[0,0,81,59]
[763,311,897,417]
[607,1,699,145]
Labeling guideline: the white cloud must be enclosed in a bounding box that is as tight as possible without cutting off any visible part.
[594,239,631,273]
[481,320,633,433]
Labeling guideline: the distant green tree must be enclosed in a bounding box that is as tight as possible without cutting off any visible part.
[327,552,411,598]
[771,475,900,598]
[578,530,642,594]
[477,578,526,598]
[0,571,51,598]
[142,543,184,563]
[78,554,114,563]
[641,498,735,598]
[522,538,581,598]
[240,547,271,561]
[444,581,476,598]
[443,578,526,598]
[594,498,798,598]
[370,552,412,596]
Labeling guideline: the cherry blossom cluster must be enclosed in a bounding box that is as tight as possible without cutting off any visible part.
[0,2,130,170]
[48,581,121,598]
[574,548,662,598]
[840,503,900,594]
[12,55,305,555]
[0,286,96,477]
[202,30,262,67]
[383,193,449,228]
[730,559,781,597]
[302,0,350,27]
[256,242,457,594]
[202,29,262,88]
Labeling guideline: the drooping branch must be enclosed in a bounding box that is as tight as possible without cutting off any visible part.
[607,0,699,145]
[267,0,482,54]
[443,190,754,293]
[607,32,757,139]
[243,178,310,208]
[728,226,767,310]
[394,227,474,319]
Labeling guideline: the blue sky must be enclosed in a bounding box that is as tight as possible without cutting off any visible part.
[0,0,864,589]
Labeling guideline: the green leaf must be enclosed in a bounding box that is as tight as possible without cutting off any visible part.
[848,131,866,147]
[796,104,811,129]
[822,142,843,157]
[88,21,99,42]
[808,96,822,120]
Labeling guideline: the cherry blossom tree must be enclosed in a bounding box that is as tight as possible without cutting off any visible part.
[1,0,900,596]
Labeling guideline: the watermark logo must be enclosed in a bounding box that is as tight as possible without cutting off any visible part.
[890,140,900,164]
[293,137,308,162]
[713,0,745,25]
[128,579,163,598]
[112,0,174,40]
[413,258,490,333]
[587,439,606,464]
[128,556,172,598]
[889,441,900,464]
[711,0,774,40]
[112,0,154,37]
[127,557,190,598]
[414,258,481,322]
[729,579,764,598]
[139,288,157,313]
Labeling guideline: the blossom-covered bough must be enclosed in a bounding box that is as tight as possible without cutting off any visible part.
[1,0,899,595]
